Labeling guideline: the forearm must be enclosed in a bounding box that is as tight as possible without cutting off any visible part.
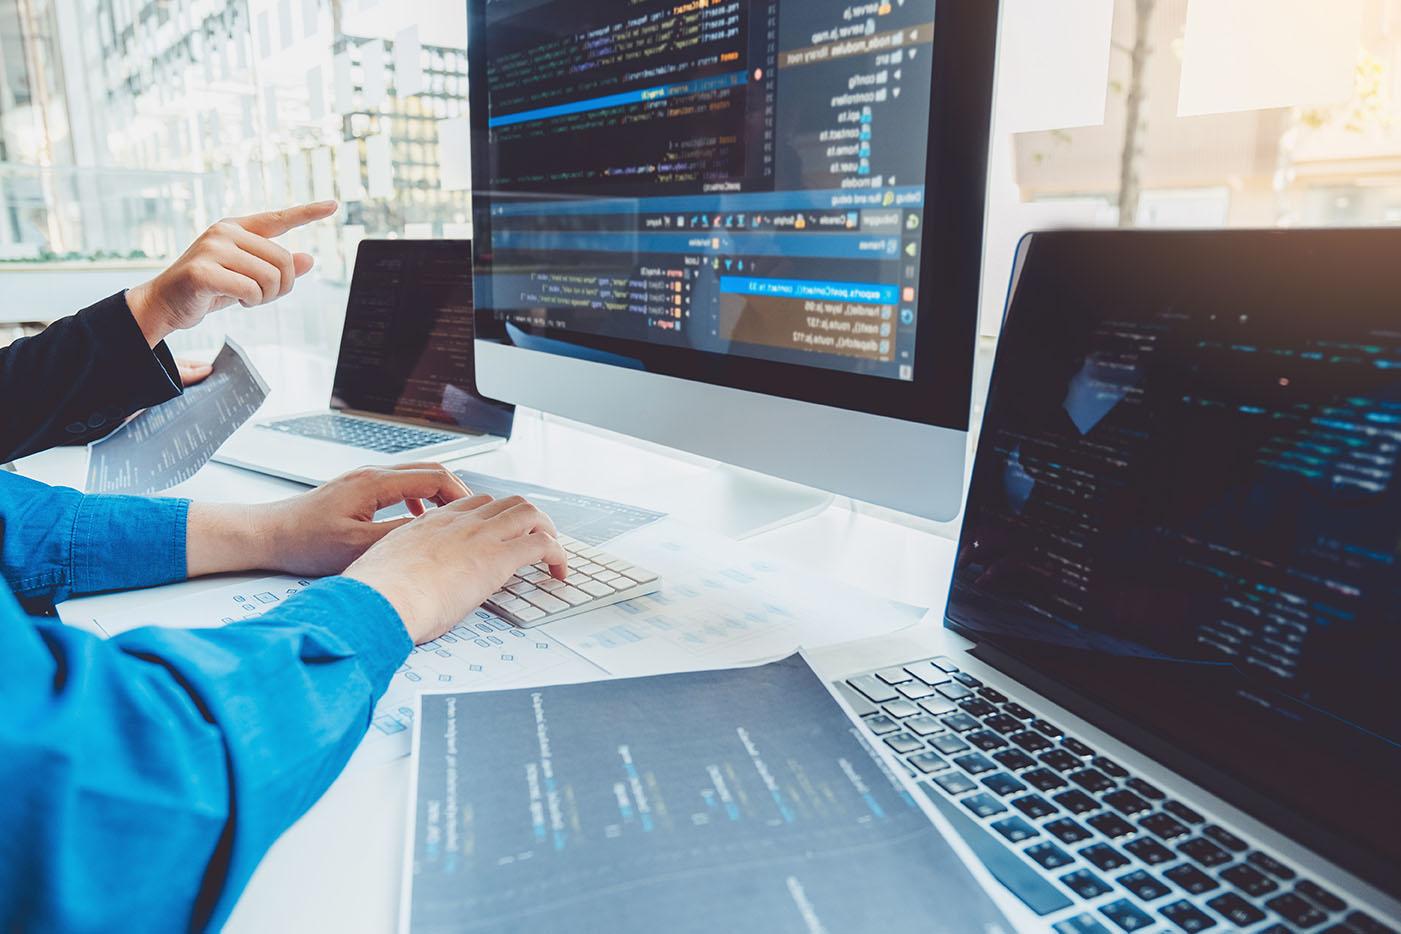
[0,578,410,932]
[0,292,182,460]
[185,502,282,578]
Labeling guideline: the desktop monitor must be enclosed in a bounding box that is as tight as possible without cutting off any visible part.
[466,0,999,524]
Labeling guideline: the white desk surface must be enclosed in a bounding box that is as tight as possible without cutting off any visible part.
[14,348,966,933]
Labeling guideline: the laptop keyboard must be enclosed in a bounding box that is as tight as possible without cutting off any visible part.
[839,657,1397,934]
[262,413,460,454]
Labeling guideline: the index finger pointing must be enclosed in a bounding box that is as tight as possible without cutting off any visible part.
[233,200,339,238]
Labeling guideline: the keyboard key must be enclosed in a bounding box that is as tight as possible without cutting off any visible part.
[1041,750,1082,772]
[897,681,939,700]
[1124,838,1175,865]
[1046,818,1093,844]
[1103,790,1152,816]
[1024,768,1069,792]
[991,816,1039,843]
[1138,813,1190,841]
[932,771,977,795]
[862,714,899,735]
[967,730,1008,752]
[1062,868,1113,899]
[953,752,996,775]
[1003,702,1035,720]
[1295,879,1345,913]
[960,699,998,718]
[1087,813,1136,839]
[929,656,959,672]
[1027,841,1076,870]
[876,665,914,684]
[982,772,1026,796]
[1127,778,1165,800]
[1160,899,1218,932]
[834,683,878,717]
[525,593,569,614]
[1245,851,1296,881]
[1012,795,1059,819]
[884,733,925,755]
[1100,898,1155,931]
[1011,731,1054,753]
[909,752,949,774]
[1178,837,1232,868]
[1092,756,1127,778]
[979,687,1008,704]
[556,586,592,606]
[1117,869,1171,902]
[993,749,1036,771]
[1081,843,1130,872]
[954,671,983,688]
[904,661,952,685]
[1163,800,1205,825]
[942,712,981,733]
[985,713,1024,734]
[1221,863,1279,898]
[1063,737,1095,758]
[579,580,618,598]
[852,674,906,699]
[919,697,958,716]
[1163,863,1218,895]
[937,682,974,701]
[1054,914,1113,934]
[1032,718,1065,738]
[962,793,1008,818]
[882,699,920,719]
[1206,892,1266,927]
[930,734,970,755]
[1346,910,1399,934]
[1069,769,1116,794]
[1053,790,1100,815]
[904,715,944,736]
[1203,825,1248,853]
[1265,892,1328,928]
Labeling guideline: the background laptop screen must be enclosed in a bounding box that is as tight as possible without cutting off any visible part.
[329,239,513,437]
[948,230,1401,892]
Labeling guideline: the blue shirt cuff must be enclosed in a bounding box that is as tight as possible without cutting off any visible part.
[70,495,189,596]
[288,577,412,695]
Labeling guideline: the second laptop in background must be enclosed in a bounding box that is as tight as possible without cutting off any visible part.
[216,239,512,485]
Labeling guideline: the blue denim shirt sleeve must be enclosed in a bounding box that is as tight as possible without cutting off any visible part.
[0,471,187,604]
[0,574,412,933]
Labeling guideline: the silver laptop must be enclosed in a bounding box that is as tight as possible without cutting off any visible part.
[835,230,1401,933]
[216,240,511,485]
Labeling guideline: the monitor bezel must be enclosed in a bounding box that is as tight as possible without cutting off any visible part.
[465,0,998,432]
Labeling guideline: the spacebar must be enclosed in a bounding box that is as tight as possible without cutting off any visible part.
[918,785,1074,916]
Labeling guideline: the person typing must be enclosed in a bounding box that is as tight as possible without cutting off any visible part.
[0,464,567,932]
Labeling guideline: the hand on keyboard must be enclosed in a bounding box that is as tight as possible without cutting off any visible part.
[221,464,474,578]
[345,494,568,644]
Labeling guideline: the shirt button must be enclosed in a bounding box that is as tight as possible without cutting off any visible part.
[86,413,107,429]
[65,422,87,435]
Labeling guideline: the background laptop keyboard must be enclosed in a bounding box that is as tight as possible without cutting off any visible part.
[837,658,1397,934]
[263,413,459,454]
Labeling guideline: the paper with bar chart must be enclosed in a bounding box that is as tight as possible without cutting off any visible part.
[401,655,1014,934]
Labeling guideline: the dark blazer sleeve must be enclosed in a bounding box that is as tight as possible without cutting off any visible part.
[0,291,184,462]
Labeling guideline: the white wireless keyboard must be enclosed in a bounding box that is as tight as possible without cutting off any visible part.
[484,534,661,628]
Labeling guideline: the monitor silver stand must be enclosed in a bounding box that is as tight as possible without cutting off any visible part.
[636,463,834,540]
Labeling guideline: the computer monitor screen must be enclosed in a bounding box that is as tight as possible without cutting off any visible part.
[468,0,993,430]
[330,240,513,437]
[948,230,1401,893]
